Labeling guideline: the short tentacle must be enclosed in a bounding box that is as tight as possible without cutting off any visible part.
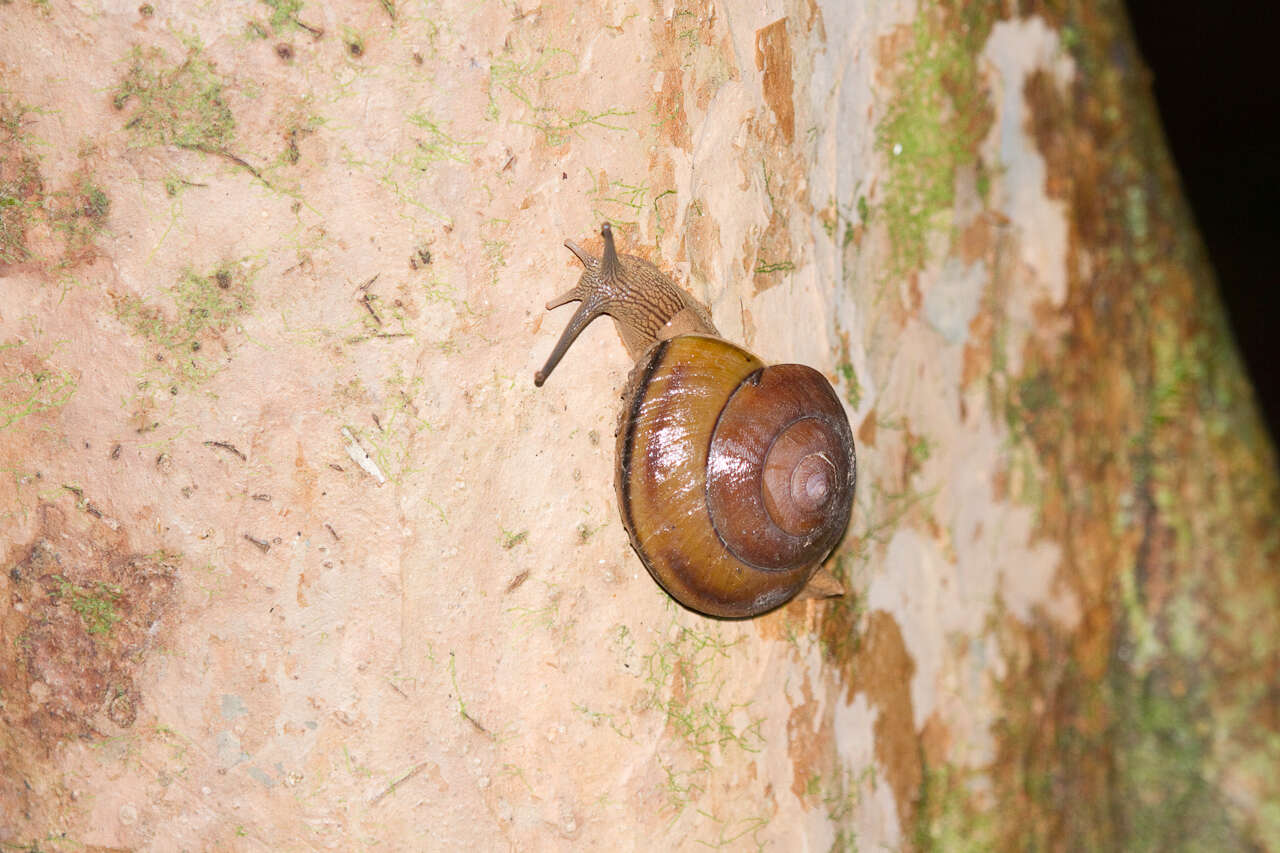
[545,283,586,311]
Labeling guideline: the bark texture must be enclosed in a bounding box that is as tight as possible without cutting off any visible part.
[0,0,1275,849]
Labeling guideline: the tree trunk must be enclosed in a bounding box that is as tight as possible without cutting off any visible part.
[1,0,1275,849]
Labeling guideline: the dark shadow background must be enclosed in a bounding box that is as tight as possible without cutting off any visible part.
[1125,2,1280,441]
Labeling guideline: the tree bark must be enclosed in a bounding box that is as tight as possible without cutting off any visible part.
[1,0,1275,849]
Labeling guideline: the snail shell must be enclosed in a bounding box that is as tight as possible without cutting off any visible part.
[536,224,855,618]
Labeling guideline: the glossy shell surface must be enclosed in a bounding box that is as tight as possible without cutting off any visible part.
[615,335,855,618]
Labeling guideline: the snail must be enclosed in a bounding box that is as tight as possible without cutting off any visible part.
[535,223,855,618]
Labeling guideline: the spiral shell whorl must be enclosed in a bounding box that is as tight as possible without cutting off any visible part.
[706,363,855,571]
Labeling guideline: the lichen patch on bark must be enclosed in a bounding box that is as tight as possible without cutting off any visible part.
[1,503,177,835]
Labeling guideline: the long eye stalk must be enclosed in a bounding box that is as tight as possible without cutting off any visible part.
[600,222,619,279]
[534,294,606,386]
[534,224,615,386]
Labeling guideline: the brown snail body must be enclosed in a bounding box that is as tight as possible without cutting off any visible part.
[535,224,855,618]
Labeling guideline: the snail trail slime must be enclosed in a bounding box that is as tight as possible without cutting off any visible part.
[535,224,856,618]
